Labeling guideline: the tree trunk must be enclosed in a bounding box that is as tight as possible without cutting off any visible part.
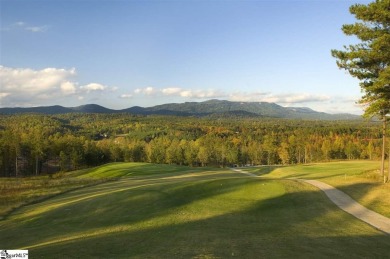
[36,156,39,175]
[388,141,390,183]
[298,149,301,164]
[381,117,386,183]
[15,154,18,177]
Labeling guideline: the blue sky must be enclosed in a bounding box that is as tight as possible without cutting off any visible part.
[0,0,371,114]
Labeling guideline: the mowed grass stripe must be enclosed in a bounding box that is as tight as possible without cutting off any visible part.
[74,162,217,179]
[17,178,283,250]
[1,163,390,258]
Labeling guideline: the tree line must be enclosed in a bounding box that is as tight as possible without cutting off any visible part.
[0,113,384,177]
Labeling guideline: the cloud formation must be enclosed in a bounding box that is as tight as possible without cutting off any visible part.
[0,66,360,114]
[130,86,362,114]
[25,26,49,33]
[134,87,156,95]
[257,93,330,104]
[0,66,77,94]
[0,66,115,107]
[1,21,49,33]
[120,94,133,99]
[135,87,225,99]
[133,86,330,105]
[81,83,107,92]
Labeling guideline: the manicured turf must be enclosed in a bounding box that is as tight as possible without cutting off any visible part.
[0,163,213,219]
[1,162,390,258]
[245,161,390,217]
[73,162,202,178]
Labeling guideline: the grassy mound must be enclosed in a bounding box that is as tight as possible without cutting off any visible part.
[0,163,207,219]
[74,162,211,179]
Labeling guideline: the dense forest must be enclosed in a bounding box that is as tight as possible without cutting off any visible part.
[0,113,383,177]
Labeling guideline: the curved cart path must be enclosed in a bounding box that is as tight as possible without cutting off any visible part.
[232,168,390,235]
[304,179,390,234]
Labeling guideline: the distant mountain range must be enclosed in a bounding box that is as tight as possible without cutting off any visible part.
[0,99,361,120]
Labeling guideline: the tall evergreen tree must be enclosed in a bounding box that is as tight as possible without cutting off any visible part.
[331,0,390,181]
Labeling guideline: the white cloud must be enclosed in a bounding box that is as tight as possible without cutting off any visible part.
[144,87,155,95]
[260,94,330,104]
[134,87,156,95]
[136,87,225,99]
[179,90,193,97]
[135,86,329,105]
[81,83,107,93]
[14,21,26,27]
[226,92,360,113]
[228,91,268,102]
[0,67,361,114]
[0,66,115,107]
[162,87,182,95]
[226,91,330,104]
[180,89,224,98]
[0,66,76,94]
[61,81,77,95]
[120,94,133,99]
[2,21,49,33]
[131,86,361,114]
[0,93,10,98]
[25,25,49,33]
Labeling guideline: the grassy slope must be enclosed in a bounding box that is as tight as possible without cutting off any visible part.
[245,160,390,217]
[1,162,390,258]
[74,162,210,178]
[0,175,107,219]
[0,163,209,219]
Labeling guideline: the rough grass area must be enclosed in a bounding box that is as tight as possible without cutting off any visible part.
[1,162,390,258]
[245,161,390,217]
[0,174,107,219]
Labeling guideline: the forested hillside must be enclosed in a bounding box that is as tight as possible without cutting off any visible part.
[0,113,381,177]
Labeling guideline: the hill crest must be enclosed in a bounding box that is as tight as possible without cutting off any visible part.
[0,100,361,120]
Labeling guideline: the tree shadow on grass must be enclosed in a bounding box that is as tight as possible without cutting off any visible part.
[1,165,230,224]
[33,187,390,258]
[244,165,284,176]
[280,173,349,180]
[0,176,262,247]
[335,182,390,217]
[3,179,390,258]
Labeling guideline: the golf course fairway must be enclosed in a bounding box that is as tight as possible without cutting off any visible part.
[1,162,390,258]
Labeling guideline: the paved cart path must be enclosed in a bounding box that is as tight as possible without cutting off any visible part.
[304,179,390,234]
[232,168,390,235]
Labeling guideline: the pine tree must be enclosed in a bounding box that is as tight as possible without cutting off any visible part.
[331,0,390,181]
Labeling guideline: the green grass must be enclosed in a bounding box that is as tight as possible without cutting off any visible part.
[0,174,107,219]
[1,162,390,258]
[74,162,213,179]
[244,160,390,217]
[248,160,380,180]
[0,163,214,219]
